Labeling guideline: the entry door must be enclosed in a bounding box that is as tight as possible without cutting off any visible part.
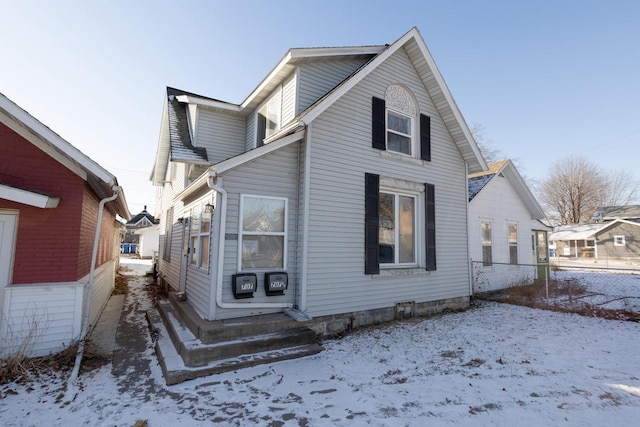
[179,219,189,293]
[0,213,18,330]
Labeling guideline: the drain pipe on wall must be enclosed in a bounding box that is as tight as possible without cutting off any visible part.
[70,186,121,381]
[207,175,293,310]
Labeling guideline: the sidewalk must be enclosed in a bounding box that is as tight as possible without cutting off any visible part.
[89,258,176,397]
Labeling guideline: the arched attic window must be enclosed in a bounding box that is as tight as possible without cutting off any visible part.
[372,84,431,161]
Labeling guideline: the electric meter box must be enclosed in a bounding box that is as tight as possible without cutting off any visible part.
[232,273,257,299]
[265,272,288,296]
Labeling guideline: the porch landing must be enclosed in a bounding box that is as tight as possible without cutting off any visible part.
[147,293,323,385]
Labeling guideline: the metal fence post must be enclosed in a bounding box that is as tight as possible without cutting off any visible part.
[545,265,549,301]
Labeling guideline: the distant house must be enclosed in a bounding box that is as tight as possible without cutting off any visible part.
[124,206,158,257]
[550,219,640,259]
[591,205,640,223]
[151,27,487,330]
[468,160,549,290]
[0,92,130,357]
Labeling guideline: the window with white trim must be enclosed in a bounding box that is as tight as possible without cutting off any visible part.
[385,85,416,156]
[614,235,626,246]
[508,222,518,265]
[240,195,287,269]
[481,222,492,266]
[256,88,282,146]
[189,204,211,269]
[379,190,417,266]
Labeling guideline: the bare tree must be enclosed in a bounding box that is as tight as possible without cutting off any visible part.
[597,170,640,207]
[540,155,639,225]
[470,123,502,163]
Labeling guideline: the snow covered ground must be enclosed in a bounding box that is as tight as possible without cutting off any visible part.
[1,258,639,426]
[552,267,640,312]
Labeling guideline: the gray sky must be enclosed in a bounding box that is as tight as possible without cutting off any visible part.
[2,0,639,214]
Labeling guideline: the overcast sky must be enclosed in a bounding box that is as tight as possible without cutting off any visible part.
[2,0,639,214]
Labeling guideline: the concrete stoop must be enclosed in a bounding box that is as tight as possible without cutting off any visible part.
[146,294,323,385]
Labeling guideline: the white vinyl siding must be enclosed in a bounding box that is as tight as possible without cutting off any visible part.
[214,143,300,319]
[303,48,470,318]
[469,174,534,267]
[0,261,114,358]
[157,163,189,293]
[297,59,370,114]
[281,73,297,126]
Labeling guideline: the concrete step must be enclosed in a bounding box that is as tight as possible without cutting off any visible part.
[166,292,306,343]
[180,327,318,367]
[150,298,322,384]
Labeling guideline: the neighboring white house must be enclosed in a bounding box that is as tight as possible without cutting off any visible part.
[151,27,487,333]
[135,223,160,259]
[468,160,548,291]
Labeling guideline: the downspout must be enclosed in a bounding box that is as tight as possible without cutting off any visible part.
[70,185,121,381]
[464,162,473,297]
[207,175,293,310]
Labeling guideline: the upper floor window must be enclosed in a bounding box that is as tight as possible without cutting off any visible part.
[256,89,282,147]
[372,85,431,160]
[614,235,626,246]
[385,85,416,156]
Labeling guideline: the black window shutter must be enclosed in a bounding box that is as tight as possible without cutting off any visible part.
[420,114,431,161]
[256,113,266,147]
[425,183,436,271]
[365,173,380,274]
[372,97,386,151]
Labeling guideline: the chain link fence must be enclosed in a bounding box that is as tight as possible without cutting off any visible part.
[471,261,640,319]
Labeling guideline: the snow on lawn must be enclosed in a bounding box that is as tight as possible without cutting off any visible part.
[552,269,640,312]
[1,259,639,426]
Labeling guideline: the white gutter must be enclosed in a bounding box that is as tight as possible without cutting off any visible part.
[299,124,312,312]
[207,175,292,310]
[464,162,473,297]
[70,185,121,381]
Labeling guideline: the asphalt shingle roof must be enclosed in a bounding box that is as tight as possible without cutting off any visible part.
[166,87,208,164]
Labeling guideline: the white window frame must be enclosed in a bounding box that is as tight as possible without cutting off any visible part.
[481,221,493,267]
[256,87,282,146]
[188,203,212,271]
[379,187,419,268]
[238,195,288,270]
[386,108,415,157]
[508,221,518,265]
[614,235,626,246]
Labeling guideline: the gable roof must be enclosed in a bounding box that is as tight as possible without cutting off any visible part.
[153,27,488,186]
[591,205,640,222]
[550,219,640,241]
[126,206,157,227]
[0,92,130,219]
[296,27,486,173]
[468,159,546,220]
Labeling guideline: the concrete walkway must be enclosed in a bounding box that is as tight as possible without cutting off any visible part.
[88,260,180,399]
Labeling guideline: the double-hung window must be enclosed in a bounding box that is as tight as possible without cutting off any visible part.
[240,195,287,269]
[386,110,413,156]
[379,190,417,266]
[256,89,282,146]
[614,235,626,246]
[508,222,518,264]
[189,204,211,269]
[481,222,492,266]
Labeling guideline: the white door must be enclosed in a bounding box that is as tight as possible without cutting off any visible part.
[0,213,18,330]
